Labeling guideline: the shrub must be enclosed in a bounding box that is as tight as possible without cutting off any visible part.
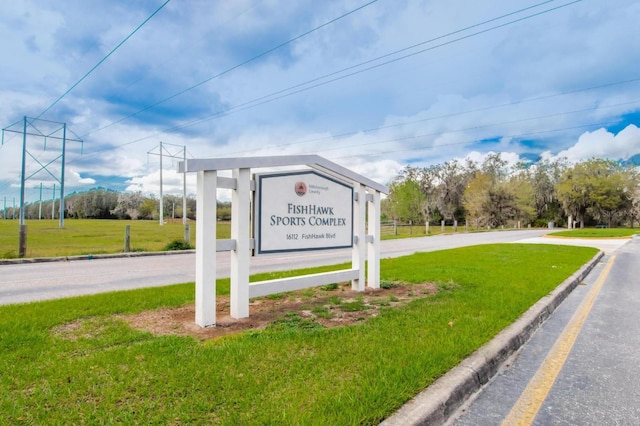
[380,281,401,289]
[164,239,192,251]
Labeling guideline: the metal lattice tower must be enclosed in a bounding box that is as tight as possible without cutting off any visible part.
[2,116,83,228]
[147,141,188,226]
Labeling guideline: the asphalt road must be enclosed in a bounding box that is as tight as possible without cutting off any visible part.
[0,229,549,305]
[453,236,640,425]
[0,229,627,306]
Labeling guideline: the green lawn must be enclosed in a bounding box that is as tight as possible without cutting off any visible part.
[550,228,639,238]
[0,219,231,258]
[0,244,597,424]
[381,224,462,239]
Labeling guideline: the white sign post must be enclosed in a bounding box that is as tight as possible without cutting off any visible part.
[179,155,388,327]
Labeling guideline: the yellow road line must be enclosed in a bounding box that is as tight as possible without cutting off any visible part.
[501,255,616,426]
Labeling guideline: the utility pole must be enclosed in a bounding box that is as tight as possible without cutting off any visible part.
[148,141,188,226]
[183,145,187,225]
[19,117,27,226]
[18,117,27,256]
[52,184,56,220]
[59,123,66,228]
[39,182,43,220]
[159,141,163,225]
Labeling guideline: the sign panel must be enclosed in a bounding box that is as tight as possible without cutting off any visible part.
[256,170,353,254]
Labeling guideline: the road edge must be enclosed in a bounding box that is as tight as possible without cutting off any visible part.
[0,249,195,266]
[380,250,605,426]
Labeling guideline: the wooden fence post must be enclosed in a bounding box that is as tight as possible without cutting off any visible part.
[124,225,131,252]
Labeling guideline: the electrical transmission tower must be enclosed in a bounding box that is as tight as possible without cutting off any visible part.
[147,141,188,226]
[2,117,83,255]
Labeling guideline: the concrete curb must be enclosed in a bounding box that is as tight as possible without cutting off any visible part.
[0,249,195,266]
[380,250,605,426]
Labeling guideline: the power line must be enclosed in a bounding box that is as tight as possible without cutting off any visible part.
[135,2,588,137]
[332,119,623,160]
[307,99,640,157]
[216,0,566,119]
[202,0,585,124]
[68,76,640,170]
[73,0,584,158]
[35,0,171,120]
[113,1,263,99]
[217,77,640,156]
[0,175,21,195]
[80,0,379,138]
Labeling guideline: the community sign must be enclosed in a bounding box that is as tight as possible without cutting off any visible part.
[255,170,353,254]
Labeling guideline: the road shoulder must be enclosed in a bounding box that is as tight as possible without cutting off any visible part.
[380,250,604,426]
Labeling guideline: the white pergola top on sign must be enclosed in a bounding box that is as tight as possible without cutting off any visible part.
[178,154,388,194]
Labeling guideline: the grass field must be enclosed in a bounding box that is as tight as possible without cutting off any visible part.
[0,219,232,258]
[0,244,598,424]
[550,228,639,238]
[1,219,537,259]
[2,219,635,259]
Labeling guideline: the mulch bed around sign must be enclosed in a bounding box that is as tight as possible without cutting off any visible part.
[118,282,439,340]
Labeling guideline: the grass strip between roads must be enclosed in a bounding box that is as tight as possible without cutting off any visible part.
[0,244,597,424]
[550,228,638,238]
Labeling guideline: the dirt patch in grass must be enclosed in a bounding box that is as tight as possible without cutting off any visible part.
[119,282,439,341]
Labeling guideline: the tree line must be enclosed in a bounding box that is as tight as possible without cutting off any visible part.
[5,155,638,228]
[382,155,640,228]
[2,188,233,221]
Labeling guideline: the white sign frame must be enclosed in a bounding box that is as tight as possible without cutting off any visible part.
[178,155,388,328]
[255,170,354,254]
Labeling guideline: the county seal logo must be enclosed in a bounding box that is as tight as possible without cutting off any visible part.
[294,181,307,196]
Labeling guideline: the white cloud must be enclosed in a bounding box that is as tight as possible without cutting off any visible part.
[343,158,403,187]
[125,169,196,196]
[555,125,640,163]
[1,0,640,202]
[67,169,96,186]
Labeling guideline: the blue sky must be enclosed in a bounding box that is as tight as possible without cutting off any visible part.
[1,0,639,204]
